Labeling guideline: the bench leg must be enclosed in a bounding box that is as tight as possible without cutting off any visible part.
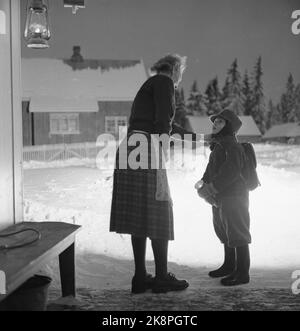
[59,242,75,297]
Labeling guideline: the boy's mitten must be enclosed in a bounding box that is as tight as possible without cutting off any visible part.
[197,183,218,207]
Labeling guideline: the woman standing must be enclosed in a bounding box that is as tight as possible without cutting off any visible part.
[110,54,189,294]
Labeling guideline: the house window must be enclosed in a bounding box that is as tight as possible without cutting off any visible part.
[105,116,127,135]
[50,113,80,134]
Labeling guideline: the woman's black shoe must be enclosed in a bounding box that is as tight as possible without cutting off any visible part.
[152,273,189,293]
[131,273,154,294]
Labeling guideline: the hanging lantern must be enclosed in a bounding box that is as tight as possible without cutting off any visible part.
[24,0,51,49]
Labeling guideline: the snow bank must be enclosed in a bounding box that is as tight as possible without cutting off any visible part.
[255,143,300,167]
[23,158,97,169]
[23,143,300,170]
[23,143,300,269]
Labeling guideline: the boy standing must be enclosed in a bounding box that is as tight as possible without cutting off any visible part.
[196,109,251,286]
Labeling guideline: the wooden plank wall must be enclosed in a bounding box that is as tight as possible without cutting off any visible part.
[26,101,132,145]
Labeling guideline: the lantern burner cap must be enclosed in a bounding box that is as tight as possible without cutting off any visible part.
[27,37,49,49]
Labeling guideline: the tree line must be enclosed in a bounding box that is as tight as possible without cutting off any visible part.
[175,57,300,134]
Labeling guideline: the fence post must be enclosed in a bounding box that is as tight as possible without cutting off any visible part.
[85,142,89,159]
[43,145,46,162]
[64,142,66,161]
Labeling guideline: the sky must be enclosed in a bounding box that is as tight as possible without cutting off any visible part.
[21,0,300,103]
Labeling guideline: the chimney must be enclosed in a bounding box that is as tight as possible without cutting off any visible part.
[70,46,83,62]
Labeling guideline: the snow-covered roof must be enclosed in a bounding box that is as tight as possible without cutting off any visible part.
[22,58,148,109]
[263,122,300,138]
[29,95,99,113]
[186,115,261,136]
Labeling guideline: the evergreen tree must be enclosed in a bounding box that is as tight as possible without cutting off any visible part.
[186,80,198,114]
[265,100,272,130]
[225,59,245,115]
[242,70,252,116]
[180,88,185,105]
[186,80,207,116]
[267,99,281,128]
[250,56,266,133]
[287,74,296,122]
[295,84,300,122]
[205,77,222,116]
[279,74,296,123]
[220,77,230,108]
[175,88,188,127]
[175,88,184,108]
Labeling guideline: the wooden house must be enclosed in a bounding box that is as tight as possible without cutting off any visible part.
[263,122,300,144]
[185,115,262,143]
[22,46,148,146]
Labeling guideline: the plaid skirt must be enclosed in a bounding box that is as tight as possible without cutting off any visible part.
[109,132,174,240]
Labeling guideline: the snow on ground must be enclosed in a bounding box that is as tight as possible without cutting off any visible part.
[23,143,300,275]
[23,158,96,170]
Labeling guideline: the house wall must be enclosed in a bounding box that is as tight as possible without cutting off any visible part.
[263,137,300,144]
[290,137,300,144]
[238,135,262,143]
[23,101,132,145]
[98,101,132,138]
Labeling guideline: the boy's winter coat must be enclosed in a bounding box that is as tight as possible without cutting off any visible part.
[202,135,248,199]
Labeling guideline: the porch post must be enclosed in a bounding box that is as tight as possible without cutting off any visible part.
[0,0,23,230]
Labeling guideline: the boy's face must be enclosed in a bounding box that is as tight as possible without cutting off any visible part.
[212,117,226,134]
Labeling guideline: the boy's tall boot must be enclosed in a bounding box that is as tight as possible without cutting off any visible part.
[221,244,250,286]
[209,245,236,278]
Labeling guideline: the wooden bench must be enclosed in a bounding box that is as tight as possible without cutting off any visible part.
[0,221,81,303]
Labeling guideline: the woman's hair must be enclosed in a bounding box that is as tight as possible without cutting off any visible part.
[150,54,187,75]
